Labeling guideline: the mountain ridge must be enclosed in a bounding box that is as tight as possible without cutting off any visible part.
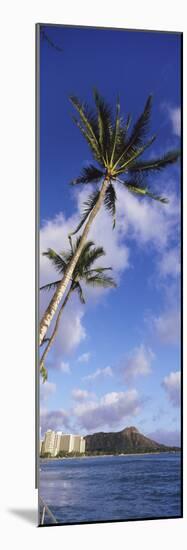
[84,425,180,454]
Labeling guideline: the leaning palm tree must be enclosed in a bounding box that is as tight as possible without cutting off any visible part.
[40,90,180,344]
[40,238,116,380]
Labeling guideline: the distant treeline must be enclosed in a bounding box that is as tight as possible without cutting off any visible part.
[40,448,180,459]
[40,451,85,459]
[84,448,180,456]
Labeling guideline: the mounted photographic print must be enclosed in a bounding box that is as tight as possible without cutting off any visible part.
[36,24,183,526]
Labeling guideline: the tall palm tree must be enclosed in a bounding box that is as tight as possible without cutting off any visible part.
[40,238,116,380]
[40,90,180,344]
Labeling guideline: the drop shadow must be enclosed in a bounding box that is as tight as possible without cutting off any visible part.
[8,508,38,525]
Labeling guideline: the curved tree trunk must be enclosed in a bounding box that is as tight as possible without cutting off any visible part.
[39,177,109,344]
[40,286,73,372]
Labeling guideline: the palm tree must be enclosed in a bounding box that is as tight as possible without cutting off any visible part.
[40,90,180,344]
[40,238,116,380]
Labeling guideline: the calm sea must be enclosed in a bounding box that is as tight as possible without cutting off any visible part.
[39,453,182,525]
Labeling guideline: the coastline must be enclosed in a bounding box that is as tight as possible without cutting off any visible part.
[40,450,180,461]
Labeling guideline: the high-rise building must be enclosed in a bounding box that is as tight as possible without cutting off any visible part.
[73,435,85,453]
[60,434,75,453]
[42,429,56,455]
[54,431,62,456]
[80,437,86,453]
[40,430,86,455]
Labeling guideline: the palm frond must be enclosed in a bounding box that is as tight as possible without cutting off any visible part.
[40,279,62,292]
[110,98,121,165]
[85,273,117,288]
[72,240,117,289]
[113,114,132,163]
[58,247,74,262]
[68,190,100,237]
[70,96,98,141]
[40,363,48,382]
[145,191,169,203]
[71,116,103,164]
[70,96,103,163]
[120,179,169,203]
[70,164,104,185]
[117,135,156,172]
[128,150,180,173]
[75,238,95,255]
[127,94,153,147]
[79,246,106,272]
[113,95,153,168]
[93,88,113,161]
[124,113,132,134]
[73,240,97,277]
[85,266,112,274]
[70,239,95,277]
[104,183,117,228]
[42,249,67,274]
[73,281,86,304]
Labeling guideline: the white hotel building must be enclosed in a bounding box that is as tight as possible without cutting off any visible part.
[41,430,85,456]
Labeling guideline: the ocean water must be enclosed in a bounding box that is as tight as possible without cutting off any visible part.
[39,453,182,525]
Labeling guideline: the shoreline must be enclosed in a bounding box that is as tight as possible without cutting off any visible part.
[40,450,180,461]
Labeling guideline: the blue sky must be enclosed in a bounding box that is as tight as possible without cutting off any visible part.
[39,25,181,446]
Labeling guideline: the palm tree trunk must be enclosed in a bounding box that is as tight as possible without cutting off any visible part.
[40,286,73,371]
[39,176,109,344]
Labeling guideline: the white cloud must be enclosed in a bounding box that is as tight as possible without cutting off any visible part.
[116,185,179,252]
[77,352,91,363]
[153,309,180,345]
[71,388,94,401]
[47,359,71,373]
[40,190,130,293]
[39,193,130,360]
[46,301,86,360]
[168,107,181,137]
[120,344,155,381]
[40,294,86,362]
[162,371,181,407]
[161,103,181,137]
[40,409,70,435]
[40,211,87,360]
[83,366,113,382]
[76,185,179,270]
[158,247,180,278]
[59,305,86,354]
[40,381,56,402]
[40,178,179,362]
[59,361,71,373]
[40,179,179,284]
[73,389,142,431]
[76,187,130,275]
